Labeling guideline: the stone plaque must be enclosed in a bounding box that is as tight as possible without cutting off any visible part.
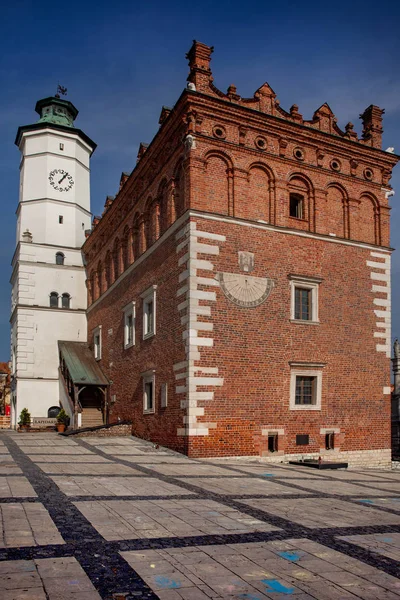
[31,417,57,428]
[216,272,274,308]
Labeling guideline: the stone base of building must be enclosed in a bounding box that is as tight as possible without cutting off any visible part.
[213,448,392,469]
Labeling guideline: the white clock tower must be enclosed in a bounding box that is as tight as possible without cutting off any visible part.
[10,95,96,427]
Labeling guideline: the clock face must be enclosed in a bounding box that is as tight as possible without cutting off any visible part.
[48,169,74,192]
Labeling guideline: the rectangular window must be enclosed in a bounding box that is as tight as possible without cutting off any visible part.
[289,275,321,323]
[141,285,157,339]
[93,326,102,360]
[59,215,63,224]
[295,376,316,405]
[143,370,155,414]
[268,434,278,453]
[289,193,304,219]
[325,432,335,450]
[295,288,311,320]
[123,302,135,349]
[59,143,64,151]
[290,367,323,411]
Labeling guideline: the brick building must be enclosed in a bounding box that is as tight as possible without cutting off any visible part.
[83,41,399,465]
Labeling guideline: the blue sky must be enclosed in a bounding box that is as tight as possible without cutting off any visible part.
[0,0,399,360]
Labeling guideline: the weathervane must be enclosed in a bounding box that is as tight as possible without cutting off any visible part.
[55,84,68,99]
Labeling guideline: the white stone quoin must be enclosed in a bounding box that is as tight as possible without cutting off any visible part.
[10,96,96,427]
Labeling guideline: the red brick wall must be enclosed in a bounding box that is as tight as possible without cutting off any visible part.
[83,41,398,458]
[184,215,391,458]
[86,228,188,454]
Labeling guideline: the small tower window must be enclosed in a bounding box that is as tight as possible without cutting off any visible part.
[289,193,304,219]
[61,293,71,309]
[50,292,59,308]
[59,216,63,224]
[56,252,65,265]
[59,143,64,151]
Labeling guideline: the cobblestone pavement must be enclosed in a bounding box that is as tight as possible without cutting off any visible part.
[1,433,400,599]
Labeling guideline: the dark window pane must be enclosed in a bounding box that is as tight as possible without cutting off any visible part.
[127,314,133,344]
[56,253,64,265]
[295,376,315,405]
[61,294,70,309]
[295,288,311,320]
[290,194,304,219]
[147,301,153,333]
[50,293,58,307]
[145,381,153,410]
[268,434,278,452]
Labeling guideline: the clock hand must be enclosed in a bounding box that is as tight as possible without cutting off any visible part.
[58,173,68,184]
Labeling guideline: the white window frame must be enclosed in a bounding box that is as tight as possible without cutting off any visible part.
[141,285,157,340]
[143,369,155,414]
[290,367,322,411]
[289,274,321,323]
[123,301,136,349]
[93,325,102,361]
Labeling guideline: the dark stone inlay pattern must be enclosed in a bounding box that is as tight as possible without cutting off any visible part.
[2,432,400,596]
[72,437,400,579]
[1,434,159,599]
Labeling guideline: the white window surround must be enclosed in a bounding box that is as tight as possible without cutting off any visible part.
[290,368,323,411]
[93,325,102,361]
[289,274,321,323]
[142,369,156,414]
[141,284,157,340]
[123,301,135,349]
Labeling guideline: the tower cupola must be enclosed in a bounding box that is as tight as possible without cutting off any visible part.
[35,96,78,128]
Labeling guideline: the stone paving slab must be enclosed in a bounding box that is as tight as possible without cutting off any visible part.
[354,496,400,511]
[22,447,93,455]
[144,464,249,477]
[117,455,199,464]
[281,478,400,496]
[30,455,110,463]
[74,498,280,540]
[0,557,101,599]
[37,463,144,476]
[176,476,312,496]
[121,538,400,599]
[97,446,169,456]
[218,464,324,479]
[0,476,37,498]
[51,476,196,497]
[2,432,400,599]
[0,462,22,475]
[241,496,400,528]
[0,503,64,548]
[338,532,400,561]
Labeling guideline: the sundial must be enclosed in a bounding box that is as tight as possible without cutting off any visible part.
[215,252,274,308]
[216,272,274,307]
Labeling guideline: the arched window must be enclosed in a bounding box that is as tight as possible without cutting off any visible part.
[55,252,65,265]
[50,292,59,308]
[61,293,71,309]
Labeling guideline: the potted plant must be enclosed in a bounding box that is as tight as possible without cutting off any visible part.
[56,408,69,433]
[18,408,31,431]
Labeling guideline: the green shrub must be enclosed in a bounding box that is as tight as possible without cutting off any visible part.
[19,408,31,426]
[57,408,69,425]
